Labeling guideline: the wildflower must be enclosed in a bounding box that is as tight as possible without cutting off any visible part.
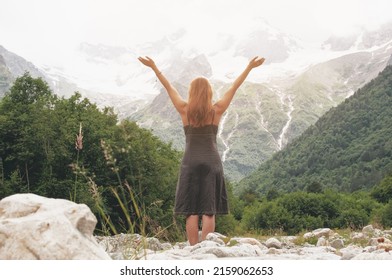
[75,122,83,150]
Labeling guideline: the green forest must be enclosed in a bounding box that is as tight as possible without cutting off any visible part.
[0,73,183,239]
[1,70,392,241]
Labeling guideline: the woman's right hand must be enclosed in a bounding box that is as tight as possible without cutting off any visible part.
[248,56,265,69]
[138,56,156,68]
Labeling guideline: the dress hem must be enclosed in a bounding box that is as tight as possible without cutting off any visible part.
[174,211,229,216]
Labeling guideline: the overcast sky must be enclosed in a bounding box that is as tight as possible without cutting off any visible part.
[1,0,392,68]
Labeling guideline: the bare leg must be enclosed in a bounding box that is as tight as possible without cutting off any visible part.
[201,215,215,241]
[186,215,199,245]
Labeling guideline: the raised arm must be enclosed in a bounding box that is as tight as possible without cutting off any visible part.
[214,56,265,114]
[138,56,187,114]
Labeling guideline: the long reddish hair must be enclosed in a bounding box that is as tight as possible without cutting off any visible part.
[188,77,213,127]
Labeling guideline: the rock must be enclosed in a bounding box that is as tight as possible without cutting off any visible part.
[146,237,165,251]
[351,232,365,241]
[312,228,333,238]
[287,247,340,260]
[96,233,139,258]
[316,236,328,247]
[161,242,173,251]
[192,247,236,258]
[339,245,363,260]
[331,233,342,239]
[232,243,264,257]
[384,238,392,244]
[175,242,263,259]
[352,251,392,260]
[265,237,282,249]
[173,242,188,249]
[363,246,377,253]
[362,225,375,235]
[280,236,297,247]
[303,232,315,239]
[190,240,223,251]
[377,242,392,252]
[368,238,379,247]
[146,248,191,260]
[330,239,344,249]
[304,229,333,242]
[0,193,110,260]
[267,248,281,254]
[230,237,266,249]
[205,232,226,246]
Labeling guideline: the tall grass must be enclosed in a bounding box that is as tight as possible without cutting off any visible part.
[72,138,185,258]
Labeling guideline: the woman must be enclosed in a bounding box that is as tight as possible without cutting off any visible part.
[138,55,265,245]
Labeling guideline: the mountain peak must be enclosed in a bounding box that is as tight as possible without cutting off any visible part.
[322,21,392,51]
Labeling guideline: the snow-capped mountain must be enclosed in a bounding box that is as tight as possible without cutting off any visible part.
[2,19,392,181]
[323,21,392,51]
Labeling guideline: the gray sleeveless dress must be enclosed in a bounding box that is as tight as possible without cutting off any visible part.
[174,110,228,216]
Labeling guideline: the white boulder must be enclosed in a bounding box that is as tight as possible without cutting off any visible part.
[265,237,282,249]
[0,193,110,260]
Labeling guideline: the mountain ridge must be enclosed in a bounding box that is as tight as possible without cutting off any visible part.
[239,64,392,194]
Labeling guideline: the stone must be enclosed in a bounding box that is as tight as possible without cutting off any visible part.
[363,246,377,253]
[352,252,392,260]
[173,242,188,250]
[0,193,110,260]
[303,232,315,239]
[291,247,340,260]
[205,232,226,245]
[146,237,164,251]
[362,225,375,235]
[316,236,328,247]
[192,247,236,258]
[377,242,392,252]
[232,243,264,257]
[312,228,333,238]
[265,237,282,249]
[161,242,173,251]
[280,236,297,246]
[331,233,342,239]
[230,237,266,249]
[267,248,281,254]
[367,238,379,247]
[339,245,363,260]
[351,232,365,241]
[330,239,344,249]
[190,240,223,251]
